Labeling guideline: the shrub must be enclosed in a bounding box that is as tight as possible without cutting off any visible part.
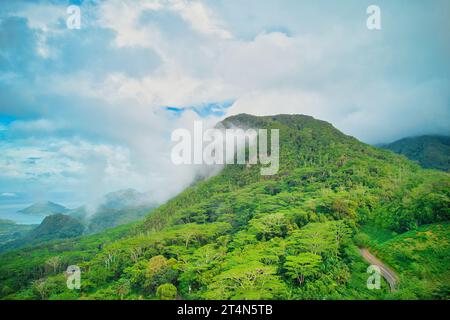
[156,283,177,300]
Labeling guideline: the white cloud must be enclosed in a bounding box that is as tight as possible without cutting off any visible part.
[0,138,151,201]
[98,0,163,48]
[1,192,16,197]
[14,3,65,31]
[9,119,63,133]
[13,3,66,59]
[97,0,232,57]
[226,90,328,119]
[169,0,232,39]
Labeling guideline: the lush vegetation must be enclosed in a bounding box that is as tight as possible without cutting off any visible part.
[0,214,85,252]
[382,135,450,172]
[358,223,450,299]
[0,223,135,298]
[0,114,448,300]
[29,214,84,240]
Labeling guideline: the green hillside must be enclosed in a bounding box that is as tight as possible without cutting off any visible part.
[0,214,85,253]
[0,114,448,300]
[382,135,450,172]
[28,214,85,241]
[359,223,450,299]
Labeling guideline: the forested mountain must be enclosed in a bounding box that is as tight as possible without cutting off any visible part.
[381,135,450,172]
[27,214,85,241]
[0,214,85,253]
[0,114,448,300]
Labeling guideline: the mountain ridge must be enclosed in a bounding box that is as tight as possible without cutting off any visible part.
[381,135,450,172]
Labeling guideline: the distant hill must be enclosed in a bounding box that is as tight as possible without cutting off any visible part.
[28,214,84,241]
[381,135,450,171]
[18,201,68,216]
[0,188,155,252]
[67,188,156,234]
[2,189,155,250]
[68,204,154,234]
[0,214,84,252]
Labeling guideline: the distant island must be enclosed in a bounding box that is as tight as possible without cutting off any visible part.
[18,201,68,216]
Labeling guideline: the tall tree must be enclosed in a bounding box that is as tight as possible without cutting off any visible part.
[284,253,322,285]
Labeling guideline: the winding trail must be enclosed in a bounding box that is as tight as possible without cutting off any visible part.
[359,248,399,292]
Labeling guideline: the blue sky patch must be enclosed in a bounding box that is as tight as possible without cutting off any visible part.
[164,100,235,117]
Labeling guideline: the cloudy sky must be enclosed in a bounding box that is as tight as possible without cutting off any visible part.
[0,0,449,206]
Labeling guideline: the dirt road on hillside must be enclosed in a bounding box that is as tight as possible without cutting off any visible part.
[359,248,399,292]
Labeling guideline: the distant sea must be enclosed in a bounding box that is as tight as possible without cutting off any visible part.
[0,203,44,225]
[0,193,83,225]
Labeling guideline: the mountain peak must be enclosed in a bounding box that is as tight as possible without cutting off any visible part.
[18,201,68,216]
[220,113,352,142]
